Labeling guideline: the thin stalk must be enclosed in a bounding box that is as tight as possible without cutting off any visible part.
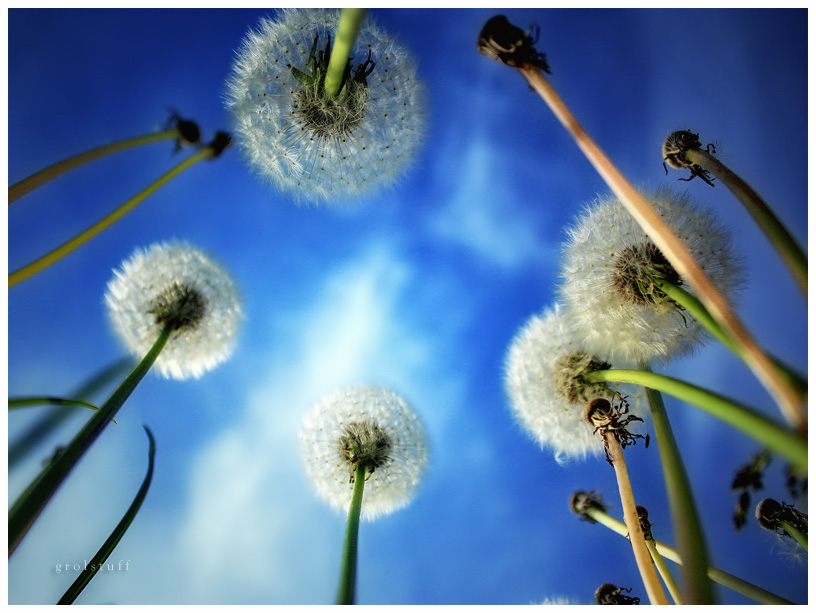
[604,432,669,605]
[9,146,213,288]
[780,522,808,551]
[644,383,715,603]
[335,462,366,605]
[645,538,684,605]
[585,368,807,473]
[324,8,367,98]
[8,325,172,557]
[57,426,156,605]
[685,147,807,298]
[660,281,807,397]
[583,506,793,604]
[517,63,803,430]
[8,129,180,204]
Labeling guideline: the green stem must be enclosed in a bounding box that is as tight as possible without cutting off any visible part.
[9,396,100,413]
[645,538,684,605]
[57,426,156,605]
[780,521,808,551]
[8,325,172,557]
[644,383,715,604]
[9,146,213,288]
[583,506,793,604]
[8,129,180,205]
[685,147,807,298]
[660,281,807,399]
[586,368,807,473]
[324,9,367,98]
[335,462,366,605]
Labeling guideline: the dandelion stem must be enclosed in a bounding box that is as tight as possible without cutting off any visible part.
[586,368,807,473]
[781,521,808,551]
[659,281,807,398]
[9,147,213,288]
[8,129,181,205]
[685,147,807,298]
[645,538,684,605]
[8,324,172,557]
[643,382,715,604]
[325,8,367,98]
[581,505,794,604]
[516,62,803,431]
[603,432,669,604]
[336,462,366,605]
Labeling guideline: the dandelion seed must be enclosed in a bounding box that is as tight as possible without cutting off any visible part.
[105,241,242,380]
[560,187,742,364]
[299,386,428,520]
[225,8,425,204]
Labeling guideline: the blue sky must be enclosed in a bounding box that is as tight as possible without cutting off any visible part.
[7,7,808,606]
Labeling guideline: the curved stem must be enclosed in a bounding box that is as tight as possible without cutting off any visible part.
[325,8,367,98]
[583,506,793,604]
[604,433,669,604]
[8,325,172,557]
[660,281,807,398]
[8,129,180,204]
[335,462,366,605]
[586,368,807,473]
[517,63,803,431]
[9,147,213,288]
[685,147,807,298]
[9,396,100,413]
[644,383,715,603]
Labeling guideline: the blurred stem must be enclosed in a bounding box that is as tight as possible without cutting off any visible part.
[8,129,180,205]
[585,368,807,473]
[660,280,807,398]
[8,357,133,471]
[685,147,807,298]
[9,146,213,288]
[516,62,803,430]
[325,8,367,98]
[645,538,684,605]
[57,426,156,605]
[582,506,793,604]
[336,462,366,605]
[781,521,808,551]
[604,432,668,604]
[643,382,715,604]
[9,397,100,413]
[8,324,172,557]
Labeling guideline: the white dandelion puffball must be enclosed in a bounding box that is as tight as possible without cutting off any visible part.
[299,386,429,520]
[560,187,742,365]
[504,305,642,463]
[225,8,426,204]
[105,241,242,380]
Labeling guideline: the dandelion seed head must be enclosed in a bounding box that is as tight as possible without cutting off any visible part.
[560,187,742,364]
[299,386,429,520]
[504,305,642,463]
[105,241,242,380]
[225,8,426,204]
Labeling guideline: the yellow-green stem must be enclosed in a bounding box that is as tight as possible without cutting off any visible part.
[517,63,803,431]
[9,147,212,288]
[324,9,367,98]
[8,129,180,204]
[335,462,366,605]
[8,325,172,557]
[644,383,715,603]
[645,538,684,604]
[780,521,808,551]
[685,147,807,298]
[605,432,669,605]
[585,368,807,473]
[583,506,793,604]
